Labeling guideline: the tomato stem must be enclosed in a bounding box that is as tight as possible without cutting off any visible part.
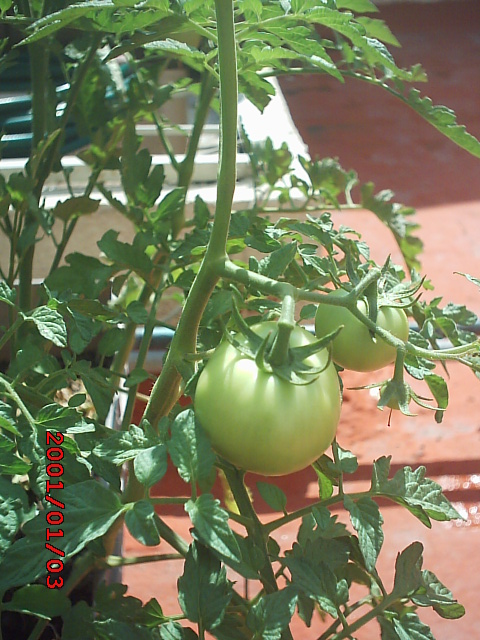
[142,0,238,427]
[267,290,296,367]
[392,349,406,383]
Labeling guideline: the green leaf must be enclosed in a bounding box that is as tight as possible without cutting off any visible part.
[392,542,424,597]
[360,183,422,271]
[344,495,383,572]
[68,393,87,408]
[193,195,211,229]
[152,188,187,224]
[134,444,168,488]
[257,482,287,514]
[23,1,116,43]
[246,587,298,640]
[126,301,149,324]
[159,621,199,640]
[0,434,32,475]
[238,71,276,112]
[311,506,349,540]
[455,272,480,290]
[392,612,435,640]
[0,481,125,590]
[424,373,448,423]
[0,477,30,556]
[0,280,16,306]
[52,196,99,221]
[212,533,265,581]
[403,88,480,159]
[178,542,232,631]
[168,409,215,485]
[238,0,263,19]
[94,425,157,465]
[2,584,71,619]
[185,494,242,563]
[54,601,95,640]
[98,327,127,357]
[332,444,358,475]
[35,404,84,432]
[412,570,465,620]
[97,230,153,278]
[335,0,378,12]
[305,8,408,79]
[257,241,298,279]
[312,464,334,500]
[68,298,119,321]
[125,500,161,546]
[282,556,337,617]
[28,306,67,347]
[371,460,462,526]
[0,400,21,436]
[93,581,158,627]
[74,361,115,422]
[356,17,400,46]
[144,39,206,71]
[46,253,114,299]
[125,368,151,388]
[0,0,14,14]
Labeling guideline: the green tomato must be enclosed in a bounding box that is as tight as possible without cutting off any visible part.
[314,289,409,372]
[194,322,342,476]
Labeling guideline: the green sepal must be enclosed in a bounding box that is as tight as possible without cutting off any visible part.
[224,320,339,386]
[288,327,342,363]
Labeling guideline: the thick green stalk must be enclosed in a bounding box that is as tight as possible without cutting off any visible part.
[173,71,217,236]
[119,280,166,436]
[109,73,215,403]
[35,34,103,193]
[143,0,238,426]
[17,45,49,313]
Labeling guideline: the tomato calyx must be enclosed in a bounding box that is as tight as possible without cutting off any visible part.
[225,307,341,384]
[378,379,413,416]
[356,378,446,419]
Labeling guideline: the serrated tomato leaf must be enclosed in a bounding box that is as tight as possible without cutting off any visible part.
[185,494,241,563]
[178,542,232,631]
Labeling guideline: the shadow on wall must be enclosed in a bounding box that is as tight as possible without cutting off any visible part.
[279,0,480,207]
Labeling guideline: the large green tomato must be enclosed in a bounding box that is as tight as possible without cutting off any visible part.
[194,322,342,476]
[314,289,409,372]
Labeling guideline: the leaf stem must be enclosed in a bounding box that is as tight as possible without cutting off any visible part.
[0,316,23,354]
[222,466,278,594]
[174,71,217,236]
[105,552,184,566]
[327,594,396,640]
[0,374,36,431]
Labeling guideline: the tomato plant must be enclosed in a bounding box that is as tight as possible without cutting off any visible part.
[0,1,479,639]
[315,288,410,372]
[195,322,341,476]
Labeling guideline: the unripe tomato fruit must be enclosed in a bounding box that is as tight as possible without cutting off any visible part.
[194,322,342,476]
[314,289,409,372]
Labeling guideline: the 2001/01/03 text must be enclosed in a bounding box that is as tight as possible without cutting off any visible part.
[45,431,65,589]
